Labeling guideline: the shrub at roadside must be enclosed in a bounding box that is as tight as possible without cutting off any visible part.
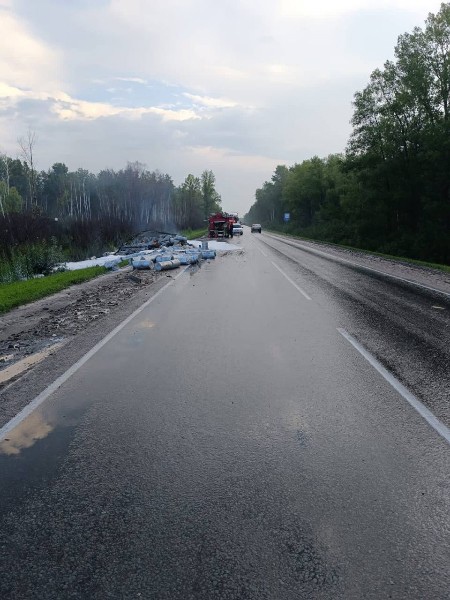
[0,238,66,284]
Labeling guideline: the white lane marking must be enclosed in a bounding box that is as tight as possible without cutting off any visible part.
[258,248,268,257]
[338,327,450,445]
[271,261,311,300]
[0,268,188,441]
[268,233,450,299]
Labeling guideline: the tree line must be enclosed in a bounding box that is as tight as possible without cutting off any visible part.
[245,3,450,264]
[0,152,221,262]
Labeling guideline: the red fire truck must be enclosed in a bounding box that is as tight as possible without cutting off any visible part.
[208,212,238,238]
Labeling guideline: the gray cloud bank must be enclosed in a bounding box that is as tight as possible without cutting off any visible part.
[0,0,441,214]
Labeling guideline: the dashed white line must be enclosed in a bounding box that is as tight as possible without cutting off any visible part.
[271,261,311,300]
[0,268,188,442]
[338,328,450,445]
[258,248,268,257]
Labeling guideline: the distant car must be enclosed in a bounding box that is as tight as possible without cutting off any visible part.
[232,223,244,235]
[251,224,262,233]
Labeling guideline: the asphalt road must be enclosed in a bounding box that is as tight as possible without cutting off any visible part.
[0,230,449,599]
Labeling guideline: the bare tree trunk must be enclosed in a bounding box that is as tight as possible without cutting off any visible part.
[18,129,37,206]
[1,154,10,193]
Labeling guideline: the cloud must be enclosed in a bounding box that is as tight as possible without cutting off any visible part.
[0,5,61,91]
[280,0,440,19]
[114,77,148,84]
[0,83,201,122]
[183,93,240,109]
[0,82,25,99]
[52,98,201,122]
[2,0,444,215]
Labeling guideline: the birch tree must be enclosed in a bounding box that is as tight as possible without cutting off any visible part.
[18,129,38,209]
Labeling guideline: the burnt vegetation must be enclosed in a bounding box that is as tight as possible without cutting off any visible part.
[0,159,221,282]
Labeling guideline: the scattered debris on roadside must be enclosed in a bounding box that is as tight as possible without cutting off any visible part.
[129,245,214,271]
[0,233,243,385]
[118,231,188,253]
[61,230,240,272]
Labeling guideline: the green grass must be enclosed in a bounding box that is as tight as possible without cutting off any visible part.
[265,229,450,273]
[181,227,208,239]
[0,266,107,314]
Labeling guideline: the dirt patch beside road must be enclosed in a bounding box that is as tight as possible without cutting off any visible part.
[0,267,161,368]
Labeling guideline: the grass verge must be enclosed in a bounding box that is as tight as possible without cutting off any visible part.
[266,229,450,273]
[0,266,107,314]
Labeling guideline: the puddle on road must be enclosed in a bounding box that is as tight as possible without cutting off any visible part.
[0,387,91,516]
[0,412,54,456]
[138,319,156,329]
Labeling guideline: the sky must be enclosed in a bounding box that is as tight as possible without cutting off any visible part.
[0,0,443,216]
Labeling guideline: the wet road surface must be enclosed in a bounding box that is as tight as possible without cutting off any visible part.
[0,230,449,599]
[260,232,450,426]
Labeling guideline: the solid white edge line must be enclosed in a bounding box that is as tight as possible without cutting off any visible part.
[268,233,450,299]
[337,327,450,445]
[271,261,311,300]
[0,268,188,441]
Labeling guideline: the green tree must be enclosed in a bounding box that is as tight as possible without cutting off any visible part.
[180,174,203,229]
[0,182,23,215]
[245,165,289,226]
[284,157,327,228]
[42,162,69,216]
[347,2,450,260]
[201,170,221,219]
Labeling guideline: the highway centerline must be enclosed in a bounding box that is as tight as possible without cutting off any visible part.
[338,327,450,445]
[271,261,311,300]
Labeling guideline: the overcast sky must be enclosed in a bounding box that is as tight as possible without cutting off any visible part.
[0,0,443,215]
